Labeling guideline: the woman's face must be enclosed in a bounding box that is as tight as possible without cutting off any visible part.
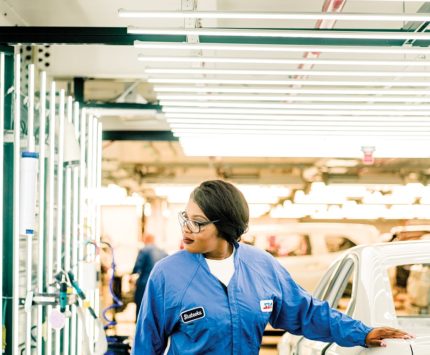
[180,199,229,258]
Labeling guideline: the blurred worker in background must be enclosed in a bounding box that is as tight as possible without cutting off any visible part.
[133,180,413,354]
[132,233,167,320]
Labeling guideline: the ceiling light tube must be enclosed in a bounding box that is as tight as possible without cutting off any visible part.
[134,41,430,55]
[154,86,430,95]
[352,1,429,3]
[162,107,430,115]
[160,101,430,110]
[169,123,430,131]
[172,128,430,136]
[129,27,430,41]
[146,68,430,77]
[138,55,430,67]
[120,9,430,22]
[164,113,430,120]
[167,118,430,127]
[148,78,430,87]
[157,94,430,102]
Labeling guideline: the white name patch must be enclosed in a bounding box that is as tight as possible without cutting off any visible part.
[260,300,273,312]
[180,307,205,323]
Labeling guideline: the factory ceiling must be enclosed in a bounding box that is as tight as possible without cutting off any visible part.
[3,0,430,190]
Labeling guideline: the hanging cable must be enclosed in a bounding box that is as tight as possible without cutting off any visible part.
[100,241,123,329]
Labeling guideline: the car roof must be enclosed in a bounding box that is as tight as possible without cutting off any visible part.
[345,240,430,267]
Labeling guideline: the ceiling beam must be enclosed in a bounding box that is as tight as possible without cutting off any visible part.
[102,130,178,141]
[1,26,430,47]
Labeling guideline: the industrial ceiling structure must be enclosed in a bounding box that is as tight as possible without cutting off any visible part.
[3,0,430,200]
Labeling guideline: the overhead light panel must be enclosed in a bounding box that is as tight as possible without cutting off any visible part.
[134,41,430,55]
[154,86,430,95]
[148,78,430,87]
[157,94,430,103]
[120,9,430,22]
[165,113,430,121]
[129,27,430,41]
[167,118,430,126]
[168,121,430,129]
[145,68,430,77]
[160,101,430,110]
[177,135,430,158]
[162,107,430,115]
[139,55,430,67]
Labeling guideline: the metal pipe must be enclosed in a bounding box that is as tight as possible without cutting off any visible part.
[46,81,56,355]
[12,50,21,355]
[36,70,47,355]
[77,108,86,355]
[70,165,79,355]
[93,120,101,328]
[64,167,72,354]
[86,114,94,346]
[55,89,65,355]
[70,101,80,355]
[27,64,35,151]
[0,52,4,355]
[62,96,73,355]
[25,62,36,355]
[73,102,79,135]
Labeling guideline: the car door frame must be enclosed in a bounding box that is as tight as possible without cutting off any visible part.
[294,255,359,355]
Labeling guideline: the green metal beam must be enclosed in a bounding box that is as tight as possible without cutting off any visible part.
[0,26,430,47]
[0,27,183,45]
[102,130,178,141]
[83,102,162,112]
[73,77,84,104]
[0,45,13,54]
[2,51,14,355]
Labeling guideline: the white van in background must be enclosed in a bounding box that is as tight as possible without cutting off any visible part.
[244,222,380,292]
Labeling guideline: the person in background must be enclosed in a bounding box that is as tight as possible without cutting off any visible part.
[132,233,167,320]
[133,180,413,354]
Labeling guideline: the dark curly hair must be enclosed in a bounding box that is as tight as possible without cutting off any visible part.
[190,180,249,244]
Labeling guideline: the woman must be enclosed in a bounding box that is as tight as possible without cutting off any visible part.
[133,180,412,354]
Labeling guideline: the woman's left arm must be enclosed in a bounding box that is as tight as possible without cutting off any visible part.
[269,262,412,348]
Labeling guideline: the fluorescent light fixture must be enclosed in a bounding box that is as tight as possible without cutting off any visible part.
[354,0,430,2]
[129,27,430,40]
[165,113,430,121]
[237,185,291,204]
[270,204,326,219]
[172,129,430,137]
[167,119,430,126]
[160,101,430,110]
[149,78,430,87]
[158,94,430,102]
[86,108,159,116]
[170,124,430,132]
[153,185,194,203]
[138,55,430,67]
[177,135,430,158]
[120,9,430,22]
[135,41,430,55]
[248,204,271,218]
[163,107,430,116]
[146,68,430,77]
[155,86,430,95]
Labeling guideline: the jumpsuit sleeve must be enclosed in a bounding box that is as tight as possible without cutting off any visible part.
[269,261,372,348]
[132,268,168,355]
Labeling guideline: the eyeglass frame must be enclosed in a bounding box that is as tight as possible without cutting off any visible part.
[178,211,220,234]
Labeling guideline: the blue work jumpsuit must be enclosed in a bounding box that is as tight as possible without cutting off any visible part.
[133,242,371,354]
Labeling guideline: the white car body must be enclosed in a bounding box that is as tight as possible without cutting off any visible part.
[278,240,430,355]
[246,222,379,291]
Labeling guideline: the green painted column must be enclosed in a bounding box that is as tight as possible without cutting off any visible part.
[3,50,14,355]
